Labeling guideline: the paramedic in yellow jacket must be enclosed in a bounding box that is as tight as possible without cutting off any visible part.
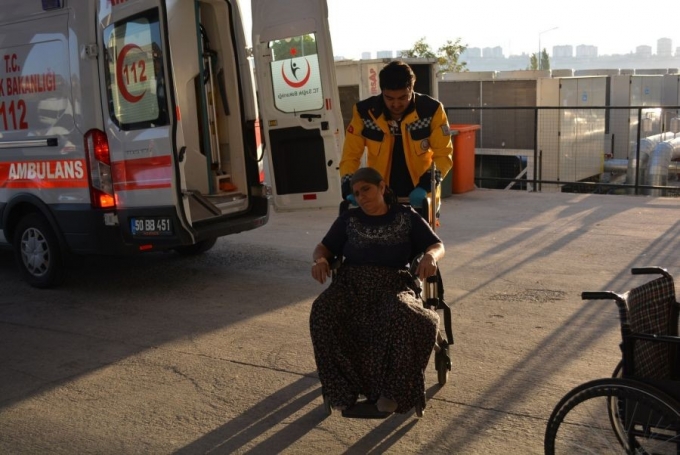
[339,60,453,207]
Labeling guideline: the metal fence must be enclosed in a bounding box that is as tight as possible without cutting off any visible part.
[446,106,680,197]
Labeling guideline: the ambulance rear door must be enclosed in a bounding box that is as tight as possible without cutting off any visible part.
[252,0,343,210]
[98,0,182,239]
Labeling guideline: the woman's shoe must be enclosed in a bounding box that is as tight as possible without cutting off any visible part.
[341,400,392,419]
[376,396,398,413]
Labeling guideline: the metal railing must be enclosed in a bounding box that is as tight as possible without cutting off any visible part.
[446,106,680,197]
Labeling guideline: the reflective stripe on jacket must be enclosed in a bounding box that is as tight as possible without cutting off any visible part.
[339,93,453,186]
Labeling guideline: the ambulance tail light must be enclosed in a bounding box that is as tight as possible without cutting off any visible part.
[84,129,116,209]
[254,118,264,184]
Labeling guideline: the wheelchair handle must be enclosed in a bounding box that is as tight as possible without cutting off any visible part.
[429,163,438,232]
[582,291,619,300]
[631,266,671,279]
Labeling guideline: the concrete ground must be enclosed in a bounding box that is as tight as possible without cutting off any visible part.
[0,189,679,454]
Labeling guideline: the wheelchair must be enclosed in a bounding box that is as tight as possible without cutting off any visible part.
[544,267,680,454]
[323,169,454,419]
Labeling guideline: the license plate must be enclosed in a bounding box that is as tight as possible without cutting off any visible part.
[130,217,173,237]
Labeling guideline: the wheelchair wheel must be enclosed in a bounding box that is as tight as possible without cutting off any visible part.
[545,378,680,454]
[437,367,448,386]
[435,341,451,386]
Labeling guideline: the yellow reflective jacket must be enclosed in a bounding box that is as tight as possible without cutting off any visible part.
[339,93,453,187]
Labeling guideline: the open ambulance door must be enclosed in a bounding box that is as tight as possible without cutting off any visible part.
[252,0,343,210]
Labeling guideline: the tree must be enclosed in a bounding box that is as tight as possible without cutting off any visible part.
[540,48,551,70]
[401,37,468,76]
[528,53,538,70]
[401,37,437,59]
[270,35,317,61]
[529,49,551,70]
[437,39,468,74]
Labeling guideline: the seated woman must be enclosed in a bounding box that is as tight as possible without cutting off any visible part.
[310,167,444,416]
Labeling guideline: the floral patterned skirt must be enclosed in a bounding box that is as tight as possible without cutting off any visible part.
[309,264,439,413]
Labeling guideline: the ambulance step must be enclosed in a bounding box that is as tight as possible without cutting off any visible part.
[186,190,247,220]
[205,192,247,215]
[186,191,222,222]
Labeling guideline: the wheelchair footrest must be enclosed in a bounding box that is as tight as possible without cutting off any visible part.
[341,400,392,419]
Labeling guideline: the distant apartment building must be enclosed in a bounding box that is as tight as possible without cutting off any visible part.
[635,45,652,57]
[461,47,482,59]
[482,46,503,58]
[657,38,672,56]
[553,45,573,58]
[575,44,598,58]
[352,36,679,72]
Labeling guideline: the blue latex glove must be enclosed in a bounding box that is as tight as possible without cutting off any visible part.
[346,194,357,206]
[341,174,353,199]
[409,187,427,208]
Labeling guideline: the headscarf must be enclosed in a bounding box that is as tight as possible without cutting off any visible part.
[350,167,396,205]
[350,167,384,188]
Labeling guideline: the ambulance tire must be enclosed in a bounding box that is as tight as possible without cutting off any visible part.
[13,212,65,288]
[174,237,217,256]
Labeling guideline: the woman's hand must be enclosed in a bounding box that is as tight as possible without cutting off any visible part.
[415,252,438,280]
[416,243,444,280]
[311,257,331,284]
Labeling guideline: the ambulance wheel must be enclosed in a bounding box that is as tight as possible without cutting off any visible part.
[13,212,65,288]
[174,237,217,256]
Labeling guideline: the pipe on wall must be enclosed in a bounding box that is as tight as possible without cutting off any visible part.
[645,137,680,196]
[625,132,675,187]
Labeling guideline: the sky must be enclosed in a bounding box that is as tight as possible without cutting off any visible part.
[241,0,680,59]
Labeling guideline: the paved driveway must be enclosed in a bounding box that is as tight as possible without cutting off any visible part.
[1,190,679,454]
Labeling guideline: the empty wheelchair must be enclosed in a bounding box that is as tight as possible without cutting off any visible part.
[544,267,680,454]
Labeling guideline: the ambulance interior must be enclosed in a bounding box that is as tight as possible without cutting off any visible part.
[176,0,255,224]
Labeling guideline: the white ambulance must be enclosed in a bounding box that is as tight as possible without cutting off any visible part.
[0,0,343,287]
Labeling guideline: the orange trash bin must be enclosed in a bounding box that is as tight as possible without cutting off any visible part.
[449,124,480,194]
